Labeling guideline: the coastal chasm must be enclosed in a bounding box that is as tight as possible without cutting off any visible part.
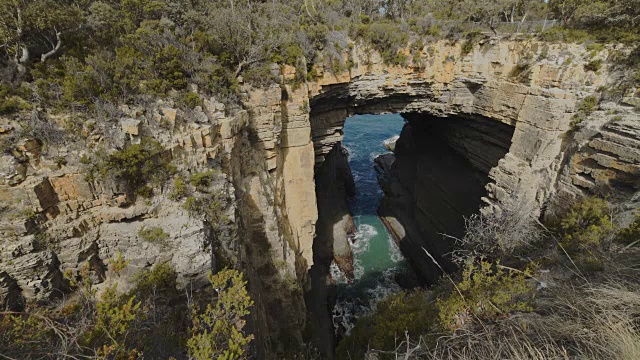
[1,38,639,357]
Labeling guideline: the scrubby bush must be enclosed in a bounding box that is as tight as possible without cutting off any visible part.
[558,197,615,253]
[585,59,603,72]
[338,289,438,360]
[0,264,253,359]
[339,258,534,358]
[540,27,591,43]
[355,21,409,65]
[365,282,640,360]
[436,259,534,332]
[168,176,189,200]
[243,64,278,87]
[138,226,170,246]
[184,191,227,228]
[135,185,154,199]
[109,250,130,275]
[187,269,254,360]
[571,95,600,127]
[461,30,484,56]
[455,200,545,262]
[617,210,640,245]
[131,262,178,299]
[179,92,202,109]
[0,97,20,115]
[183,171,228,227]
[86,139,175,197]
[578,95,599,114]
[190,171,215,190]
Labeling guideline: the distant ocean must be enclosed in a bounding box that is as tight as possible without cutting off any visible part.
[331,114,410,335]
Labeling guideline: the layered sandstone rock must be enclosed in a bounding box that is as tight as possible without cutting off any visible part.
[1,36,638,358]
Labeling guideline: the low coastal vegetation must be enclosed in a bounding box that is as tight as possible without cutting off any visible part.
[0,0,638,119]
[1,0,639,359]
[0,263,253,359]
[338,197,640,359]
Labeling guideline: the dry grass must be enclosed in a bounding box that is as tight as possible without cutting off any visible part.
[452,199,546,263]
[367,279,640,360]
[364,198,640,360]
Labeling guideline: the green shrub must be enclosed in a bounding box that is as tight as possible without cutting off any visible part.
[338,290,438,359]
[135,185,154,199]
[242,63,277,87]
[187,269,254,360]
[540,27,590,43]
[184,196,198,212]
[88,285,143,357]
[616,210,640,245]
[436,259,533,332]
[86,139,175,196]
[558,197,615,253]
[179,92,202,109]
[586,43,605,53]
[131,262,178,298]
[579,95,599,114]
[138,226,169,246]
[169,177,189,200]
[183,192,227,228]
[109,251,130,275]
[189,171,215,190]
[0,97,20,115]
[0,261,251,359]
[461,30,483,56]
[152,45,187,92]
[356,22,409,65]
[571,95,599,127]
[1,282,144,359]
[584,59,603,72]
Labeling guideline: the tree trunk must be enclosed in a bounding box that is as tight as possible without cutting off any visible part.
[235,61,247,78]
[41,31,63,63]
[15,45,29,75]
[14,7,28,74]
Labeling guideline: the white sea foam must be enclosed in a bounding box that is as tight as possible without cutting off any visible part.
[342,144,354,158]
[330,262,348,284]
[369,151,385,162]
[332,267,405,336]
[387,231,405,263]
[366,268,403,310]
[383,135,400,151]
[350,223,377,254]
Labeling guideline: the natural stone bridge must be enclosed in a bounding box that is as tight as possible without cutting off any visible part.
[238,38,640,355]
[2,37,639,358]
[263,39,640,274]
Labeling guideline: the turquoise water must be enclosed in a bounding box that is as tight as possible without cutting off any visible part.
[331,114,410,334]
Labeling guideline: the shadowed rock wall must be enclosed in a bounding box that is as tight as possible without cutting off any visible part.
[377,115,515,283]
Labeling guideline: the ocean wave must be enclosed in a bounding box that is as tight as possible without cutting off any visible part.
[387,231,405,263]
[349,223,377,255]
[330,262,348,284]
[369,151,385,162]
[365,268,403,311]
[332,267,405,336]
[384,135,400,145]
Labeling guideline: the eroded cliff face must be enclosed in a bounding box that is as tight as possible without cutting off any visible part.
[304,38,639,286]
[376,115,515,283]
[0,93,311,357]
[1,37,639,357]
